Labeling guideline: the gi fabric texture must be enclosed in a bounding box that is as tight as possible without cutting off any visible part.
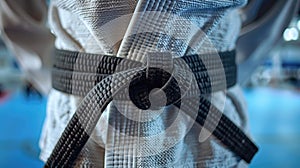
[0,0,251,167]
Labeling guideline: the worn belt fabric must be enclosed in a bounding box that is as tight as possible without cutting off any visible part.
[46,49,258,167]
[52,49,237,97]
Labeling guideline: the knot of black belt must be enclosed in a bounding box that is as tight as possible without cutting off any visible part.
[45,49,258,168]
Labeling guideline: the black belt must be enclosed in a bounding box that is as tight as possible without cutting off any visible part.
[52,49,237,96]
[46,49,258,167]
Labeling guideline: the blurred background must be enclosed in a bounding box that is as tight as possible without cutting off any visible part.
[0,1,300,168]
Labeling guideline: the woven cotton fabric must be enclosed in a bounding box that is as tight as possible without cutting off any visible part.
[39,0,250,167]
